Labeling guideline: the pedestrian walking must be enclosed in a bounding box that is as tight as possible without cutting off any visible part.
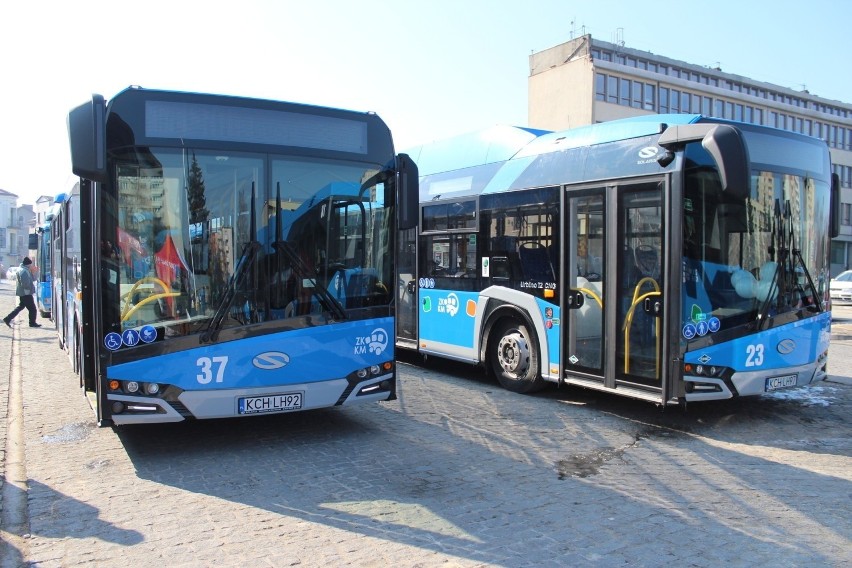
[4,257,41,328]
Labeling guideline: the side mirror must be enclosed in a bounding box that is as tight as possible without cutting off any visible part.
[658,124,750,199]
[396,153,419,230]
[68,94,107,183]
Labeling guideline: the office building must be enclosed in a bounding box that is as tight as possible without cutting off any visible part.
[528,35,852,273]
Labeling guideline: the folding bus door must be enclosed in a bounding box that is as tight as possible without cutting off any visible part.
[564,179,668,402]
[564,190,606,379]
[614,181,666,393]
[396,226,418,348]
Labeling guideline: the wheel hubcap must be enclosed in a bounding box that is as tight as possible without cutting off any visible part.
[497,331,530,377]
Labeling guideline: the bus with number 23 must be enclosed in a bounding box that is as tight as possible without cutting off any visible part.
[397,114,838,405]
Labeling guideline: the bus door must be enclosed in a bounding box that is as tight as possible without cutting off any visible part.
[396,227,418,348]
[565,190,606,378]
[564,180,668,401]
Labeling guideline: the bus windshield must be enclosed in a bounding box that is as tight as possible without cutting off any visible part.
[682,136,830,339]
[106,147,390,337]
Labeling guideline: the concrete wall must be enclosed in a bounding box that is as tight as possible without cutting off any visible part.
[528,37,597,131]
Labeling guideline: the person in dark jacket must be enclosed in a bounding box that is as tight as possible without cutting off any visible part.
[3,257,41,328]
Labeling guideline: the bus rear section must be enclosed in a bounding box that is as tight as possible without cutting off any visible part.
[399,116,834,405]
[66,87,417,426]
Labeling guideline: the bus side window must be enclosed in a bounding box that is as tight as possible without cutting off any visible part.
[519,241,555,282]
[489,235,519,280]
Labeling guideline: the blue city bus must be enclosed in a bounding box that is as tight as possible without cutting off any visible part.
[31,214,56,318]
[50,184,80,364]
[65,86,417,426]
[397,115,838,405]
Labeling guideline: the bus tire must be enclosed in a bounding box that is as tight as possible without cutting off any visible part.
[489,319,544,393]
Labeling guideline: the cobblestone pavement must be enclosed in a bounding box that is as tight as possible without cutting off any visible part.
[1,278,851,567]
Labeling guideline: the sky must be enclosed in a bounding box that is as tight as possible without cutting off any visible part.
[1,0,850,206]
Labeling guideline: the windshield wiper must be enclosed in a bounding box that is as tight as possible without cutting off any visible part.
[757,198,822,329]
[786,195,823,312]
[273,240,347,321]
[200,185,261,343]
[200,239,260,343]
[272,186,347,321]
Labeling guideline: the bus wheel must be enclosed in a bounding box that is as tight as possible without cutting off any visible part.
[490,320,544,393]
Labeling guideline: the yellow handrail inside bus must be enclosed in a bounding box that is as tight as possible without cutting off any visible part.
[120,277,180,322]
[623,277,661,376]
[576,286,603,308]
[121,292,181,323]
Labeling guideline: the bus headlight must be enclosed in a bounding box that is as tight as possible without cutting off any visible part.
[144,382,160,395]
[125,381,140,393]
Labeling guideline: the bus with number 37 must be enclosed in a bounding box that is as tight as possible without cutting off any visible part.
[60,86,417,426]
[397,114,838,405]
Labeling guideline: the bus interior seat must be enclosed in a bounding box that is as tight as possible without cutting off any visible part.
[490,236,520,280]
[519,242,555,282]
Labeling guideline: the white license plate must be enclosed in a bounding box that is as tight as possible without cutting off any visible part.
[238,392,303,415]
[765,374,797,392]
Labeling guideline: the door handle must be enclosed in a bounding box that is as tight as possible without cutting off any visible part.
[644,296,662,316]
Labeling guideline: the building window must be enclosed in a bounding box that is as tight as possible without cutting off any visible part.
[595,73,606,102]
[632,81,643,108]
[620,78,630,106]
[644,84,655,110]
[702,96,712,115]
[0,228,5,248]
[659,88,669,113]
[681,91,690,113]
[842,203,851,226]
[671,90,680,113]
[607,76,618,103]
[831,241,845,265]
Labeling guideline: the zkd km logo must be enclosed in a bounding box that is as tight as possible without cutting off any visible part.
[355,328,389,356]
